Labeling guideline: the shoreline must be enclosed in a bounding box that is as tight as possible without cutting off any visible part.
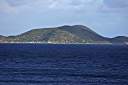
[0,42,127,45]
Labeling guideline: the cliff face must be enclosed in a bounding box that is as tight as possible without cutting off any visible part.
[0,25,128,44]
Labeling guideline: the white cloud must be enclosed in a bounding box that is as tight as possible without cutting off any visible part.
[0,0,16,13]
[0,0,105,13]
[47,0,104,11]
[0,0,127,14]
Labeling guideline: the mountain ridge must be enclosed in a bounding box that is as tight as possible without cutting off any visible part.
[0,25,128,44]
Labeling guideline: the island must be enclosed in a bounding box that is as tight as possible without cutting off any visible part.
[0,25,128,44]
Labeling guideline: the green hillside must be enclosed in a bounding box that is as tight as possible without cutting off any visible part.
[0,25,127,44]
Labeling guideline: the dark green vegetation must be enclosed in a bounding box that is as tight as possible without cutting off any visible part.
[0,25,128,44]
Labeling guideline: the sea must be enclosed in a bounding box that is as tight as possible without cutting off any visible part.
[0,44,128,85]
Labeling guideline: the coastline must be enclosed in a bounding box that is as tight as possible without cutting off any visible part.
[0,42,127,45]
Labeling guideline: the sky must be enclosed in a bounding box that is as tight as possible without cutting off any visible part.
[0,0,128,37]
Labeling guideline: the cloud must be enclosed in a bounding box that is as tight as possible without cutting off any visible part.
[6,0,29,6]
[104,0,128,8]
[0,0,16,13]
[0,0,105,13]
[44,0,104,11]
[0,0,127,14]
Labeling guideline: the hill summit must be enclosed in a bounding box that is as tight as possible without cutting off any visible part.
[0,25,128,44]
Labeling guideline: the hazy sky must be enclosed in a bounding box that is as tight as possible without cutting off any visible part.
[0,0,128,37]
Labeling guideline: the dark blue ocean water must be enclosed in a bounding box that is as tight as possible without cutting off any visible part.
[0,44,128,85]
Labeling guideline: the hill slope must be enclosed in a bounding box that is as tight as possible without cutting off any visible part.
[109,36,128,44]
[0,25,127,44]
